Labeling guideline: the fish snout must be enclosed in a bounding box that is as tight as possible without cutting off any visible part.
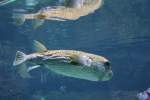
[92,60,113,81]
[101,70,113,81]
[104,61,114,81]
[91,61,111,71]
[101,61,113,81]
[102,70,113,81]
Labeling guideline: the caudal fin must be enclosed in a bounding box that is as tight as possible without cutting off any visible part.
[13,51,28,66]
[12,13,26,26]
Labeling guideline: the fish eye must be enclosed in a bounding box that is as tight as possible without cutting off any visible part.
[104,61,111,70]
[104,61,110,66]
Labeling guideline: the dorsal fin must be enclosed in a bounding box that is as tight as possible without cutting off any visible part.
[33,40,48,52]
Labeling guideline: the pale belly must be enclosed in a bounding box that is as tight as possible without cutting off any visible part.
[45,63,105,81]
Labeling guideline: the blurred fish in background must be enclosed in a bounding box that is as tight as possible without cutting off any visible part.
[25,0,40,10]
[0,0,38,7]
[12,0,103,28]
[59,0,83,8]
[0,0,16,6]
[25,0,54,11]
[137,88,150,100]
[0,0,53,11]
[59,85,67,94]
[32,91,46,100]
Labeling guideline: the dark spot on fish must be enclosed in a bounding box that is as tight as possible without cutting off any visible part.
[46,54,53,56]
[37,14,46,19]
[104,61,111,70]
[70,61,80,65]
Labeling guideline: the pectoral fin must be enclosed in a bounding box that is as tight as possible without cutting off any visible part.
[32,19,45,29]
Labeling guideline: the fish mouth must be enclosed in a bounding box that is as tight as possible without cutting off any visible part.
[102,61,113,81]
[101,70,113,81]
[92,61,113,81]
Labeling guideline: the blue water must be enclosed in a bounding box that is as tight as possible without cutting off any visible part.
[0,0,150,100]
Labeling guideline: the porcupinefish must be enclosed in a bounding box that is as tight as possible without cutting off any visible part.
[13,0,103,28]
[13,40,113,81]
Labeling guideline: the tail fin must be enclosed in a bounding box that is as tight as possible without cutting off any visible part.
[33,40,47,52]
[12,13,26,25]
[13,51,28,66]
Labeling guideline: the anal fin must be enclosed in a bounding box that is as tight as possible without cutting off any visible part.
[16,63,31,78]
